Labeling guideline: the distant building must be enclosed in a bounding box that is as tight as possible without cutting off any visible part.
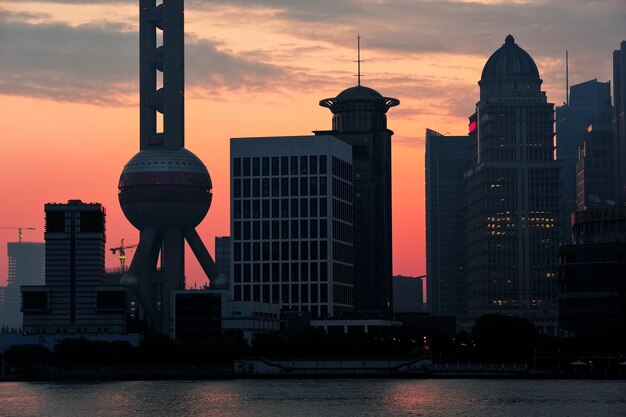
[22,200,127,336]
[317,84,399,316]
[0,242,44,331]
[464,35,561,333]
[170,289,280,344]
[392,275,424,313]
[613,41,626,202]
[230,135,354,318]
[425,129,469,317]
[215,236,231,280]
[556,79,612,242]
[575,122,615,211]
[559,205,626,337]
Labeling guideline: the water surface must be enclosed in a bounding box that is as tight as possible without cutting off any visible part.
[1,379,625,416]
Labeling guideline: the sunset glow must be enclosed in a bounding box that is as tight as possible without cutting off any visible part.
[0,0,622,288]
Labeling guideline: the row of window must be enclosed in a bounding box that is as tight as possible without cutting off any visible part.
[234,176,329,199]
[233,219,328,241]
[233,198,329,220]
[233,240,329,262]
[232,283,329,305]
[233,155,329,177]
[233,261,334,283]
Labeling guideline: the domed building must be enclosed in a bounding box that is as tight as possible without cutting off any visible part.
[464,36,561,334]
[317,83,399,316]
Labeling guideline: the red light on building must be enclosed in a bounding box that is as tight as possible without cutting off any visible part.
[468,121,477,134]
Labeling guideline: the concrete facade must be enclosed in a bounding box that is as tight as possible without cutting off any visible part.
[230,135,354,318]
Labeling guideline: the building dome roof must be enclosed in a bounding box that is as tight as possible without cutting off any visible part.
[319,84,399,115]
[336,85,384,100]
[480,35,540,81]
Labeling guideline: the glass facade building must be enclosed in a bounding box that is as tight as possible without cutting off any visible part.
[425,129,469,318]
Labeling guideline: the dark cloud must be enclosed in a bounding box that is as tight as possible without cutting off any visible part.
[0,10,288,104]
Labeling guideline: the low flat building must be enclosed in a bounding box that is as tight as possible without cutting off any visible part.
[170,289,280,344]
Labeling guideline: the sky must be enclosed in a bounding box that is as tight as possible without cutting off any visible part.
[0,0,624,288]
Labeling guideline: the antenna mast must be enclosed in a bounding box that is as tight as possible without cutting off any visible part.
[354,34,363,87]
[566,50,569,106]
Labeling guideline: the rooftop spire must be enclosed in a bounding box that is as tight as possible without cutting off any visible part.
[354,34,363,87]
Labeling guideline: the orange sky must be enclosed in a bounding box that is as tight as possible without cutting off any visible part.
[0,1,623,288]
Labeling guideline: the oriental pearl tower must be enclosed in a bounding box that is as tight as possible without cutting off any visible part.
[118,0,220,333]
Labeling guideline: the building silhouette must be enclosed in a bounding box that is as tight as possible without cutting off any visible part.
[230,136,354,318]
[117,0,220,333]
[0,242,44,331]
[559,204,626,337]
[613,41,626,202]
[464,35,561,333]
[21,200,127,336]
[215,236,231,282]
[392,275,424,313]
[425,129,469,318]
[317,85,399,316]
[556,79,612,241]
[576,122,615,211]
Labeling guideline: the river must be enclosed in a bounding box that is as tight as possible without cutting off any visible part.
[1,379,625,416]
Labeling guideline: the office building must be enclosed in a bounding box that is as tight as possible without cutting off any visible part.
[559,204,626,337]
[21,200,127,336]
[0,242,44,331]
[464,35,561,333]
[230,135,354,318]
[425,129,469,317]
[316,83,399,316]
[556,79,612,242]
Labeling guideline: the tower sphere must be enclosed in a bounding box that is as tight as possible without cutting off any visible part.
[118,147,212,231]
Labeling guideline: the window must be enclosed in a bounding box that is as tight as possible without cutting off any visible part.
[234,158,242,177]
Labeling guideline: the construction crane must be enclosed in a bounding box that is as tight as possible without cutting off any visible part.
[0,227,36,243]
[110,238,138,272]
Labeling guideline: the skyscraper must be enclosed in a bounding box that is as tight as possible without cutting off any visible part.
[22,200,127,335]
[613,41,626,202]
[556,79,612,242]
[464,35,561,333]
[230,135,354,318]
[317,84,399,316]
[425,129,469,317]
[0,242,44,330]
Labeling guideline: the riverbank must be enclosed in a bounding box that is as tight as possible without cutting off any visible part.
[2,361,625,381]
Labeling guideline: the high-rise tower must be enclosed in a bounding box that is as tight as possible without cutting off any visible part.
[317,68,399,316]
[464,35,561,333]
[118,0,219,333]
[425,129,469,318]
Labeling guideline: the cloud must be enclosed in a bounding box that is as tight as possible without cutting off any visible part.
[0,10,289,104]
